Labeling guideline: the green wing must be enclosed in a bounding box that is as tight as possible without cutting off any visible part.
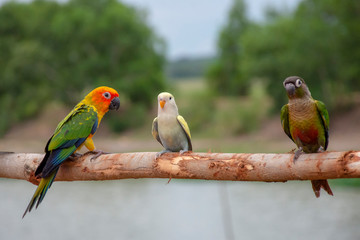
[26,103,99,217]
[280,104,294,142]
[48,104,98,151]
[36,104,98,177]
[177,115,192,151]
[315,100,329,150]
[152,117,163,147]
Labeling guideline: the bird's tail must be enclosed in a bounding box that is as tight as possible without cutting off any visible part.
[22,170,58,218]
[311,180,333,198]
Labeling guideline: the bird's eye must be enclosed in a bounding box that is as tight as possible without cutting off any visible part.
[295,79,302,88]
[169,97,172,100]
[103,92,111,99]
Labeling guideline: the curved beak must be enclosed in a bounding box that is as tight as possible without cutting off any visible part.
[109,97,120,110]
[159,100,166,109]
[285,83,295,96]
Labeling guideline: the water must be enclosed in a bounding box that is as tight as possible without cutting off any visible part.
[1,179,360,240]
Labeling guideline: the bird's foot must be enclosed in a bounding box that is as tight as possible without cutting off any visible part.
[179,150,191,155]
[293,148,303,163]
[318,146,325,153]
[72,152,83,157]
[156,150,171,158]
[68,152,82,161]
[84,150,109,161]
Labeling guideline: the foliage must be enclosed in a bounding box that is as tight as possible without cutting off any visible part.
[170,78,215,135]
[208,0,360,109]
[0,0,166,135]
[207,0,249,96]
[178,91,216,134]
[166,56,216,79]
[173,78,271,137]
[330,179,360,188]
[212,81,272,135]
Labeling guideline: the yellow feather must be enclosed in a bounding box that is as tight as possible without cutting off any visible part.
[152,117,163,146]
[177,115,191,139]
[84,137,95,151]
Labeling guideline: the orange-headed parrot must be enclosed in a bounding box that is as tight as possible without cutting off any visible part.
[281,76,333,198]
[23,86,120,217]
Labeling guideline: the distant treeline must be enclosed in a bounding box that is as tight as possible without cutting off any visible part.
[208,0,360,109]
[1,0,359,136]
[0,0,165,135]
[166,56,216,79]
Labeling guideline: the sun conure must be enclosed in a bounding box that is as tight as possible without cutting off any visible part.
[152,92,192,157]
[23,86,120,217]
[280,76,333,198]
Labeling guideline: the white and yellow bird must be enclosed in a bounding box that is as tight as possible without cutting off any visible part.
[152,92,192,157]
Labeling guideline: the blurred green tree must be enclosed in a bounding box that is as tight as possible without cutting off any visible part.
[209,0,360,109]
[207,0,250,95]
[0,0,166,135]
[242,0,344,108]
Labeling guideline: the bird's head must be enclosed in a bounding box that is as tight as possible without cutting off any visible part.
[283,76,311,99]
[84,86,120,114]
[157,92,178,114]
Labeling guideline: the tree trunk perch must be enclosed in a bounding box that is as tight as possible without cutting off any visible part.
[0,151,359,185]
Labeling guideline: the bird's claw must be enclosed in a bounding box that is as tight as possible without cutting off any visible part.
[155,149,191,159]
[84,150,109,161]
[179,150,190,155]
[68,152,82,161]
[293,148,303,163]
[156,150,171,159]
[72,152,83,157]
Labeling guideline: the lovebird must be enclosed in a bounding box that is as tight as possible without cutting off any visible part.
[152,92,192,157]
[23,86,120,217]
[281,76,333,198]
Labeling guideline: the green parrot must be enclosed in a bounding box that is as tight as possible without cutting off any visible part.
[23,87,120,217]
[152,92,192,157]
[281,76,333,198]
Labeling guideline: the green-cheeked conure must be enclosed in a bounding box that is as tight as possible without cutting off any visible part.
[281,76,333,198]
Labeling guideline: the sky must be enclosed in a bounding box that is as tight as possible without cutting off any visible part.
[122,0,301,60]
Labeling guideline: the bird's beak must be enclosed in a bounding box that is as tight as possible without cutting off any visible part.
[109,97,120,110]
[159,100,166,109]
[285,83,295,96]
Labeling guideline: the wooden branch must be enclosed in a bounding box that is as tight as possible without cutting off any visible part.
[0,151,359,185]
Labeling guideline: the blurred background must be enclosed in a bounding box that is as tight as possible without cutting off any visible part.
[1,0,360,239]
